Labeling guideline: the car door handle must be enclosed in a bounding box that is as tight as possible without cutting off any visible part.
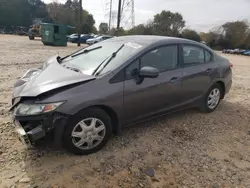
[169,77,180,83]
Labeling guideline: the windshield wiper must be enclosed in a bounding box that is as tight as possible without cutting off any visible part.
[59,46,102,62]
[93,44,124,76]
[71,46,102,58]
[59,46,87,62]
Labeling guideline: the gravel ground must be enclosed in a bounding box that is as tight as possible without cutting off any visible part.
[0,35,250,188]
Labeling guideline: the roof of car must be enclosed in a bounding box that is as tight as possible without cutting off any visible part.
[109,35,194,46]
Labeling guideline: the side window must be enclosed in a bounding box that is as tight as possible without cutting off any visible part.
[140,45,178,72]
[205,50,212,62]
[183,45,204,65]
[125,59,140,80]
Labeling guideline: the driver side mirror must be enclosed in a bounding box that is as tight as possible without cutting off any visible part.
[135,66,159,84]
[139,66,159,78]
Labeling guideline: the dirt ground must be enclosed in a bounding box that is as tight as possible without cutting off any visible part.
[0,35,249,188]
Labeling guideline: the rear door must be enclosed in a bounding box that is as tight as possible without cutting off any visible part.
[122,44,183,124]
[180,44,217,104]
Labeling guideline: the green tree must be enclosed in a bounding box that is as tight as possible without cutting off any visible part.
[117,27,126,36]
[153,10,185,36]
[245,31,250,49]
[46,2,95,33]
[127,24,144,35]
[92,26,98,34]
[81,10,95,33]
[201,21,250,49]
[0,0,31,27]
[29,0,50,22]
[181,29,201,42]
[109,27,117,36]
[64,0,73,8]
[222,21,249,48]
[201,31,226,49]
[99,22,108,34]
[127,24,152,35]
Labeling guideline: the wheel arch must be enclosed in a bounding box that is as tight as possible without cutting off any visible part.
[72,105,120,135]
[93,105,120,135]
[214,81,225,99]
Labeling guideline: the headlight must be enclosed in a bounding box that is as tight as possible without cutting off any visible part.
[14,102,64,115]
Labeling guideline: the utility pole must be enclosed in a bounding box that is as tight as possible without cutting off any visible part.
[108,0,113,32]
[132,0,135,27]
[116,0,122,35]
[77,0,82,46]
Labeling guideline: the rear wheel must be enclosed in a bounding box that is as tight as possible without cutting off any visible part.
[29,35,34,40]
[62,108,112,155]
[200,83,222,113]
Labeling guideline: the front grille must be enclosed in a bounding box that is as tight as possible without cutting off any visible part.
[19,120,42,132]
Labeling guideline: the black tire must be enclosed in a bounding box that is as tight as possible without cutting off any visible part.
[199,83,222,113]
[29,35,34,40]
[62,107,112,155]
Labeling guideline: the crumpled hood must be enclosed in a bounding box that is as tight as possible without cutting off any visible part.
[13,56,95,98]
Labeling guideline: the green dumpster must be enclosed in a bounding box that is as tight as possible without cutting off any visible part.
[40,23,68,46]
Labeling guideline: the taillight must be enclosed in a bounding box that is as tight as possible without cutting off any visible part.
[229,63,233,68]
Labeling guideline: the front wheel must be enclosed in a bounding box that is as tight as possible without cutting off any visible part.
[200,83,222,113]
[29,35,34,40]
[62,108,112,155]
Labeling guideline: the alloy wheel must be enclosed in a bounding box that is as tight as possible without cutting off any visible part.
[207,88,220,109]
[71,118,106,150]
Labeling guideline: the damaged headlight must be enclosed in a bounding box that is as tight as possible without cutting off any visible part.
[14,102,64,115]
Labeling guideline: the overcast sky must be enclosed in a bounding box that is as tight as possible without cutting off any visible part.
[43,0,250,32]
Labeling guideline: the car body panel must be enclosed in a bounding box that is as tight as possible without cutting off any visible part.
[86,35,113,44]
[179,62,218,104]
[122,69,183,124]
[40,73,124,119]
[243,50,250,55]
[10,35,232,145]
[12,56,95,98]
[68,34,94,43]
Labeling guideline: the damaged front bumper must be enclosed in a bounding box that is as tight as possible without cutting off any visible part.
[13,119,44,146]
[12,112,69,146]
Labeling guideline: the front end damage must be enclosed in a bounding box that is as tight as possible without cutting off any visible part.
[13,111,69,146]
[9,56,95,147]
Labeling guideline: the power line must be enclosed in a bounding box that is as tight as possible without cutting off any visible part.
[105,0,135,31]
[120,0,135,29]
[109,0,113,31]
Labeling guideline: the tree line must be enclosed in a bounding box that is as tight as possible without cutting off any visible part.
[200,21,250,49]
[0,0,249,49]
[99,10,250,50]
[0,0,96,33]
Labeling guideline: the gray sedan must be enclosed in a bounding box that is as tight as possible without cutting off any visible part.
[10,35,232,155]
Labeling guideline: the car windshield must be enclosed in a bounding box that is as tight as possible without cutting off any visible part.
[61,39,142,75]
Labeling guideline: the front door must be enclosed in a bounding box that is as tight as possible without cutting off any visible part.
[122,45,182,124]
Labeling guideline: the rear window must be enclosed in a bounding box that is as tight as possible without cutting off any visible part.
[205,50,212,62]
[183,45,212,66]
